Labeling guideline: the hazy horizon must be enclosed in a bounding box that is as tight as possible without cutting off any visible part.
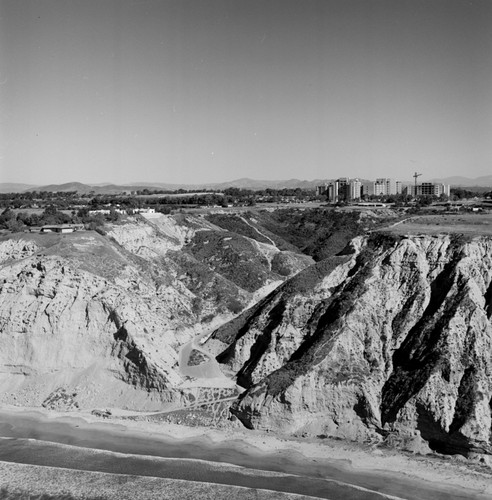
[1,0,491,186]
[4,171,492,191]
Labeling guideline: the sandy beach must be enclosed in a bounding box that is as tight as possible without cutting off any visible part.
[1,404,491,499]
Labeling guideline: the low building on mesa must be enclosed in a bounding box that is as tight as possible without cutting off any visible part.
[39,224,85,233]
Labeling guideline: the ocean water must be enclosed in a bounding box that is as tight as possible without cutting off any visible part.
[0,410,477,500]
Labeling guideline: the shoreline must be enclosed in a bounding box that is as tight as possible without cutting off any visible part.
[0,461,324,500]
[1,404,491,499]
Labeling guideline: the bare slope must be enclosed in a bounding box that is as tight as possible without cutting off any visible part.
[0,213,314,410]
[208,232,492,456]
[0,231,186,409]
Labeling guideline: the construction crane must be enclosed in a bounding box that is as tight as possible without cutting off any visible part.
[413,172,422,195]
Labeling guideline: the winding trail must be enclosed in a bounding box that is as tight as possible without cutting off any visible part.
[239,216,277,247]
[368,217,415,233]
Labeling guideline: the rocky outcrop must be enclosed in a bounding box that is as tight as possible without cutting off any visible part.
[107,213,204,257]
[210,233,492,455]
[0,238,38,264]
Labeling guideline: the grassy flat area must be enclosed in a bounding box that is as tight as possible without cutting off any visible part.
[0,230,135,281]
[382,212,492,236]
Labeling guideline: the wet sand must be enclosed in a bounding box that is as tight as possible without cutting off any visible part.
[0,406,491,500]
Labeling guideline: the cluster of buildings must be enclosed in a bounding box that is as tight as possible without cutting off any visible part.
[316,178,450,203]
[88,207,156,215]
[28,224,85,234]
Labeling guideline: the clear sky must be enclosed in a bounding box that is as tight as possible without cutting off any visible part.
[0,0,491,185]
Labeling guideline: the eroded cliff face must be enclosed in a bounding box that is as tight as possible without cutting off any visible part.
[0,214,314,410]
[7,211,491,455]
[0,233,188,409]
[107,213,314,316]
[209,234,492,454]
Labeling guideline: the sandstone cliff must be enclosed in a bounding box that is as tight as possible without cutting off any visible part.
[0,214,313,410]
[209,233,492,455]
[0,232,186,409]
[11,210,492,455]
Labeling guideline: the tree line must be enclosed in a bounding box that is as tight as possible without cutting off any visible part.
[0,205,120,232]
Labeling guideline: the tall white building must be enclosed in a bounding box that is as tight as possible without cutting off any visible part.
[386,178,397,195]
[374,179,386,196]
[349,179,362,201]
[374,178,397,196]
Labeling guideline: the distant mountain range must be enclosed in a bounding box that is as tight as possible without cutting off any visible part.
[0,178,337,194]
[429,175,492,189]
[0,183,39,193]
[1,175,491,194]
